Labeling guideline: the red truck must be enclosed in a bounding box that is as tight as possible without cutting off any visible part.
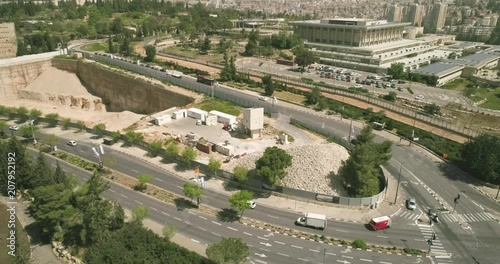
[369,216,391,230]
[276,59,294,66]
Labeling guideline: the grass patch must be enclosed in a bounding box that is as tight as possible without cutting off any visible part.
[473,88,500,110]
[82,42,108,52]
[162,46,198,58]
[273,91,306,105]
[196,97,241,116]
[441,78,472,91]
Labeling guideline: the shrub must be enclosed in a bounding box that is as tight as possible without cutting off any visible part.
[352,239,368,250]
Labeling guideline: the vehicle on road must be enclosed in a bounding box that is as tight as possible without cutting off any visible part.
[415,95,425,100]
[258,96,268,101]
[9,125,19,131]
[248,200,256,209]
[296,213,327,230]
[369,216,391,230]
[197,75,215,85]
[406,197,417,210]
[397,87,403,91]
[354,84,363,88]
[372,122,385,130]
[67,140,77,146]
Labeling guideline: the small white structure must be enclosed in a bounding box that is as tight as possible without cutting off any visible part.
[154,115,171,125]
[215,143,235,156]
[242,108,264,139]
[187,108,208,122]
[172,109,187,119]
[206,115,218,126]
[209,110,237,124]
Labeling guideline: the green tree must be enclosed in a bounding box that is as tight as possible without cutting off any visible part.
[255,146,292,186]
[206,237,249,264]
[423,103,441,115]
[108,36,115,53]
[166,141,179,157]
[42,134,58,151]
[144,45,156,62]
[244,29,259,56]
[19,125,36,138]
[0,120,7,136]
[181,147,197,167]
[29,108,43,119]
[93,123,106,138]
[120,33,131,56]
[132,205,149,223]
[29,184,72,239]
[382,91,397,102]
[45,113,59,127]
[262,74,274,96]
[387,62,407,79]
[462,134,500,184]
[148,140,164,157]
[16,106,29,116]
[294,48,316,72]
[229,190,253,217]
[28,152,55,189]
[183,182,203,202]
[305,87,322,105]
[53,161,70,187]
[111,130,122,142]
[233,165,249,182]
[61,118,71,130]
[124,131,144,146]
[76,120,86,132]
[110,17,124,34]
[162,224,176,240]
[200,36,211,53]
[208,158,221,176]
[135,173,152,192]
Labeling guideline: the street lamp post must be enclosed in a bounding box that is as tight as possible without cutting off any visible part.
[394,162,404,204]
[29,116,37,144]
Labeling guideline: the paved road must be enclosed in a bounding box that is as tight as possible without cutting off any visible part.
[70,48,500,263]
[28,148,432,264]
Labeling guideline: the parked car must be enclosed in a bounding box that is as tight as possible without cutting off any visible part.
[397,87,403,91]
[9,125,19,131]
[67,140,77,146]
[415,95,425,100]
[248,200,256,209]
[390,83,396,88]
[398,80,406,84]
[354,84,363,88]
[406,197,417,210]
[258,96,268,101]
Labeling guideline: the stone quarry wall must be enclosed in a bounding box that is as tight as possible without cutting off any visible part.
[17,90,106,111]
[0,59,52,98]
[55,59,195,114]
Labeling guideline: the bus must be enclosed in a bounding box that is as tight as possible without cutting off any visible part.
[197,75,215,85]
[372,122,385,130]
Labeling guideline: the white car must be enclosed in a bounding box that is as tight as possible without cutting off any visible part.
[354,84,363,88]
[258,96,268,101]
[406,197,417,210]
[67,140,77,146]
[190,178,200,183]
[415,95,425,100]
[248,200,256,209]
[9,125,19,131]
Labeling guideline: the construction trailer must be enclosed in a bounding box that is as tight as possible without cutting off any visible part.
[209,110,237,124]
[187,108,208,122]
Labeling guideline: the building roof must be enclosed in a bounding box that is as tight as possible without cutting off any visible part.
[209,110,237,120]
[446,52,500,68]
[290,19,410,29]
[414,63,464,77]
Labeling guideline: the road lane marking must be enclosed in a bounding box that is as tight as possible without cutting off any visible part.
[174,217,182,221]
[257,236,269,241]
[211,232,221,237]
[176,186,183,189]
[132,169,138,172]
[277,253,289,257]
[380,262,391,264]
[309,249,319,253]
[291,245,303,249]
[135,200,143,204]
[109,189,116,193]
[254,260,267,264]
[121,194,128,198]
[191,239,199,243]
[212,221,221,226]
[274,241,285,245]
[267,215,279,219]
[342,255,353,259]
[377,235,389,239]
[227,227,238,231]
[259,248,270,252]
[360,259,372,262]
[162,212,170,216]
[188,211,196,215]
[199,216,207,220]
[197,227,206,231]
[326,252,336,256]
[155,177,163,182]
[243,232,253,236]
[150,207,158,211]
[335,229,349,233]
[297,258,309,262]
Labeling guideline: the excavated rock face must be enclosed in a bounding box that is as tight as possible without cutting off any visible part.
[16,90,106,112]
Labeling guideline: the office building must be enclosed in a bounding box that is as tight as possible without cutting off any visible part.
[0,22,17,59]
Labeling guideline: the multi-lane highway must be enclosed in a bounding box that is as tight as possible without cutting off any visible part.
[28,147,431,264]
[65,46,500,263]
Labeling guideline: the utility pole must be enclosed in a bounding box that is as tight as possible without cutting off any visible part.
[496,185,500,200]
[394,162,404,204]
[29,116,37,144]
[323,248,326,264]
[427,239,432,253]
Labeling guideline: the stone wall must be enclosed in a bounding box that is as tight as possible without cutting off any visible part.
[53,59,195,114]
[51,58,78,73]
[0,59,52,98]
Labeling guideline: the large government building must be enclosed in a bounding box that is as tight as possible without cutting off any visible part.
[290,18,454,73]
[0,22,17,59]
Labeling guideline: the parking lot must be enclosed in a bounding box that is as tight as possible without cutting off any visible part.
[236,58,471,106]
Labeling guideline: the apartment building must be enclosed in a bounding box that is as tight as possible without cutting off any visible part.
[424,3,448,33]
[0,22,17,59]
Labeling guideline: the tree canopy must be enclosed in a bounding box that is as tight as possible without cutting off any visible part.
[387,62,407,80]
[229,190,253,217]
[294,47,317,71]
[206,237,249,264]
[461,134,500,184]
[255,147,292,186]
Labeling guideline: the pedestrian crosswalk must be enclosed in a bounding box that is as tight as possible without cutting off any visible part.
[440,212,496,223]
[417,224,452,259]
[393,210,421,221]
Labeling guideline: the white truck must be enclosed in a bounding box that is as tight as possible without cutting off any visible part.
[296,213,327,230]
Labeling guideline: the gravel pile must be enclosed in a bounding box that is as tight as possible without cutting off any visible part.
[230,143,349,196]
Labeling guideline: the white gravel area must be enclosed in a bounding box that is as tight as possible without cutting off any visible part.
[229,143,349,196]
